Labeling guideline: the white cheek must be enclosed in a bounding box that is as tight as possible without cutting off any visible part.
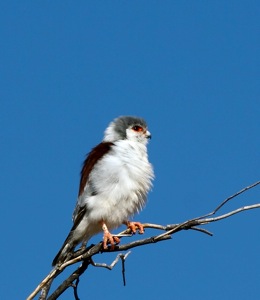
[127,129,149,145]
[126,128,135,138]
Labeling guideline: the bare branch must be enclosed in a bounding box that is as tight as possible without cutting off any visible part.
[196,180,260,220]
[200,203,260,224]
[90,251,131,271]
[47,259,91,300]
[120,252,131,286]
[72,278,80,300]
[27,180,260,300]
[190,227,213,236]
[91,251,131,286]
[39,279,52,300]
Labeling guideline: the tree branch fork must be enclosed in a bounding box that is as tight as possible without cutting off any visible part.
[27,180,260,300]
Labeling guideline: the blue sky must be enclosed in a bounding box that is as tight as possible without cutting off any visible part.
[1,1,260,299]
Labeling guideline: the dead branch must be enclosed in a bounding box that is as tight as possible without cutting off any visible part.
[27,180,260,300]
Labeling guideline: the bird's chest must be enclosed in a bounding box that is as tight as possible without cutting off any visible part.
[85,142,152,226]
[108,142,150,188]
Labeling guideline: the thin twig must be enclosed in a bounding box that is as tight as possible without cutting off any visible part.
[190,227,213,236]
[120,252,131,286]
[199,203,260,224]
[196,180,260,220]
[72,278,80,300]
[27,269,58,300]
[90,251,131,271]
[212,181,260,214]
[91,251,131,286]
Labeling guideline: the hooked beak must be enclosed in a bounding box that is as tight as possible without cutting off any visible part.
[145,130,152,139]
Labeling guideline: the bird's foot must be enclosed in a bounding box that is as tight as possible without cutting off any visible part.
[126,221,144,234]
[103,231,120,250]
[102,222,120,250]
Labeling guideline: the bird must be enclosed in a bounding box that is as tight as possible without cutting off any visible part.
[52,116,154,266]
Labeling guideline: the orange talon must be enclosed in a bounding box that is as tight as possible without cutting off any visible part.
[102,222,120,250]
[126,221,144,234]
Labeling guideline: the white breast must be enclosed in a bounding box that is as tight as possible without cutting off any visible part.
[79,139,154,230]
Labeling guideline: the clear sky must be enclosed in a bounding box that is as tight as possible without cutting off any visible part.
[1,1,260,300]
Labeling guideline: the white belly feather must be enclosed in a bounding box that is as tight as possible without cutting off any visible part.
[77,139,153,238]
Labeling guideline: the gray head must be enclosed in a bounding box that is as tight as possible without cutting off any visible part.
[104,116,151,143]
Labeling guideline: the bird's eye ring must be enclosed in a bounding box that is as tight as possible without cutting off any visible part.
[132,126,143,132]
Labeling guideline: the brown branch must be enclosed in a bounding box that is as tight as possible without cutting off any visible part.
[47,251,132,299]
[27,180,260,300]
[47,259,91,300]
[72,278,80,300]
[39,279,52,300]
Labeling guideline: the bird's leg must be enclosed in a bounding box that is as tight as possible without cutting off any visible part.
[124,221,144,234]
[101,221,120,250]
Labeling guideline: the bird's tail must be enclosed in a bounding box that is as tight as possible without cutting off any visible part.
[52,206,87,266]
[52,231,76,266]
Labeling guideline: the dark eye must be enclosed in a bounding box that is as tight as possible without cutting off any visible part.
[132,125,143,132]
